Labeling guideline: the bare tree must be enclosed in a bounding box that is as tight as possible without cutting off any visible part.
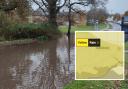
[31,0,108,32]
[32,0,96,30]
[66,0,109,35]
[87,8,109,23]
[32,0,68,29]
[67,0,93,35]
[113,13,121,21]
[124,11,128,16]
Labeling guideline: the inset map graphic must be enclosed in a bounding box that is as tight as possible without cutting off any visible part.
[75,31,124,80]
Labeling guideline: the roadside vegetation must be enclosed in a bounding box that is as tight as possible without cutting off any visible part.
[125,42,128,50]
[108,23,112,29]
[126,53,128,65]
[64,80,128,89]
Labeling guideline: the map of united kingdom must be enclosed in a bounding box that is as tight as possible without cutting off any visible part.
[75,31,124,80]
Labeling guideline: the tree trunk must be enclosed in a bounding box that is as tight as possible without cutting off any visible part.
[48,0,58,30]
[67,0,71,36]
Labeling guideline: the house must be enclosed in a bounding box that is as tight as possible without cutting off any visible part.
[57,10,87,26]
[29,9,87,25]
[30,9,48,23]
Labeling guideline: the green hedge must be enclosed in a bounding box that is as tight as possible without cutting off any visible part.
[0,23,60,40]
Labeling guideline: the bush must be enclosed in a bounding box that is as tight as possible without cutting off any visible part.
[0,11,13,35]
[36,35,48,41]
[0,10,60,41]
[0,23,61,40]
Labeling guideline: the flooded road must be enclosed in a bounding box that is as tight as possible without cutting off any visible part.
[0,35,75,89]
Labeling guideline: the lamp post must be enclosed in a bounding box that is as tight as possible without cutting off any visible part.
[95,19,99,31]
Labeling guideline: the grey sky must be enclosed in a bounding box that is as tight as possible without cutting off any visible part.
[32,0,128,14]
[106,0,128,14]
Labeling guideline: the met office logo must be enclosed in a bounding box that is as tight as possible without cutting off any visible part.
[76,38,100,47]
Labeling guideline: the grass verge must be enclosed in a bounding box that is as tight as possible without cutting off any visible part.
[64,80,128,89]
[59,23,106,33]
[125,42,128,50]
[108,24,112,29]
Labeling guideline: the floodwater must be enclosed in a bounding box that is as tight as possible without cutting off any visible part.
[0,35,75,89]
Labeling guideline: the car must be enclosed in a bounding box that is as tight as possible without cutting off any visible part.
[117,20,121,24]
[121,16,128,41]
[121,16,128,33]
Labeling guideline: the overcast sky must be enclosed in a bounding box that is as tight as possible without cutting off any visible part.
[32,0,128,14]
[106,0,128,14]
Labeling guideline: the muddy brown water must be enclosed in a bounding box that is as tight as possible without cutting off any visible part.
[0,35,75,89]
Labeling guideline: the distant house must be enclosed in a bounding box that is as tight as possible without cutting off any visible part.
[28,9,48,23]
[57,11,87,26]
[29,9,87,25]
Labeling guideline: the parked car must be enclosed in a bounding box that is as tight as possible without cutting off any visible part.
[121,16,128,33]
[121,16,128,41]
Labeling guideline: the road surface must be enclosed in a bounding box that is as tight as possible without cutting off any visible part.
[108,22,121,31]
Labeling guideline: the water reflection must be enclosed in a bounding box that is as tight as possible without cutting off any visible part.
[0,35,75,89]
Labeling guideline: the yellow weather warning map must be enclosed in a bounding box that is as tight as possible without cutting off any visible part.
[75,31,124,80]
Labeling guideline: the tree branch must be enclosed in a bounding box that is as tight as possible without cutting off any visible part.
[58,0,67,9]
[41,0,48,9]
[70,2,89,7]
[71,7,85,16]
[32,0,47,16]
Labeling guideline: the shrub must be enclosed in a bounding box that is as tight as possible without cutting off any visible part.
[0,11,13,35]
[36,35,48,41]
[0,23,61,40]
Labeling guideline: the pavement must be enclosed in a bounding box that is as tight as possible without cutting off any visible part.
[103,22,121,31]
[109,22,121,31]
